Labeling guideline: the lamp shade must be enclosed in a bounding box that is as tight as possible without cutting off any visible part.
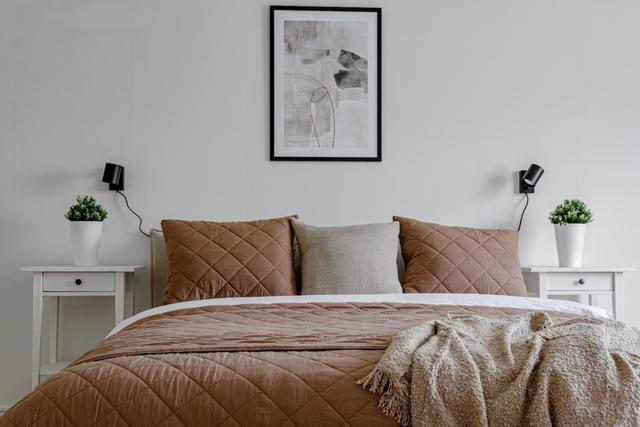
[102,163,124,191]
[522,164,544,187]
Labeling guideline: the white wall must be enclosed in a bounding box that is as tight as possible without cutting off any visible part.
[1,0,639,408]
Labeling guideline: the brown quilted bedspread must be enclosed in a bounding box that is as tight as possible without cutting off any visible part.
[0,303,575,427]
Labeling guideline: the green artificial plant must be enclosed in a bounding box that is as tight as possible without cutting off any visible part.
[65,195,108,221]
[548,199,593,225]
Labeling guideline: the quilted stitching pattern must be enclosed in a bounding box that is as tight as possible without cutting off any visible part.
[1,303,574,427]
[76,303,543,365]
[161,217,297,304]
[394,217,527,296]
[1,351,394,427]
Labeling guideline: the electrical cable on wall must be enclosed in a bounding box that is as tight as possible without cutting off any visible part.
[517,193,529,232]
[117,191,150,237]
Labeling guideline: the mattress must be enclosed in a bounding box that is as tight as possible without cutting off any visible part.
[0,294,608,427]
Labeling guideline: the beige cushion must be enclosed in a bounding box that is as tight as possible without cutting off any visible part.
[292,220,403,295]
[394,216,527,296]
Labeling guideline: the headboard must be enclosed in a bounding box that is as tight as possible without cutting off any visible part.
[150,228,169,307]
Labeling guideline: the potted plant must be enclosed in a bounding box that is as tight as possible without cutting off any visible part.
[65,196,108,266]
[549,199,593,267]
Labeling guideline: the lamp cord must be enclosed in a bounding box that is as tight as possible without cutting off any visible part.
[517,193,529,232]
[117,191,150,237]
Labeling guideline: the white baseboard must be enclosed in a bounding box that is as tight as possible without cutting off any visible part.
[0,404,10,414]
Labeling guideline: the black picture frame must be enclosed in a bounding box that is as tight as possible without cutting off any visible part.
[270,6,382,161]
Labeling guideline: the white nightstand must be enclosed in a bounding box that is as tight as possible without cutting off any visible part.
[521,266,634,321]
[22,265,144,389]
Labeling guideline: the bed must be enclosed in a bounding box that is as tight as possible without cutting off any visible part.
[0,230,611,426]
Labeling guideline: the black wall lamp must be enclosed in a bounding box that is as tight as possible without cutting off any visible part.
[517,163,544,231]
[102,163,150,237]
[519,163,544,194]
[102,163,125,191]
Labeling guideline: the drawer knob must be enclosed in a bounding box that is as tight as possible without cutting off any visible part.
[75,279,82,286]
[578,278,585,285]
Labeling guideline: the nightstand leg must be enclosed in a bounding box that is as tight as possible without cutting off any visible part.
[124,272,135,318]
[115,272,125,324]
[538,274,549,299]
[32,273,43,389]
[48,296,59,364]
[613,272,624,322]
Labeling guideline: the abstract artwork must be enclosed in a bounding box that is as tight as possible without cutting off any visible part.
[271,6,381,161]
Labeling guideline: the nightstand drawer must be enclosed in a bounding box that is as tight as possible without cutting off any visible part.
[546,273,613,292]
[43,273,115,292]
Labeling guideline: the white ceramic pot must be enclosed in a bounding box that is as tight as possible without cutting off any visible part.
[554,224,586,268]
[70,221,103,266]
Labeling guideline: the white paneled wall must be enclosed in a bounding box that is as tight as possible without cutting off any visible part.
[1,0,639,408]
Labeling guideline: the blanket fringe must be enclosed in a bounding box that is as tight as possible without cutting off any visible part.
[358,367,411,426]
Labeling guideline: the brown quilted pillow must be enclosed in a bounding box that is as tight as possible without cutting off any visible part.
[161,216,297,304]
[394,216,527,296]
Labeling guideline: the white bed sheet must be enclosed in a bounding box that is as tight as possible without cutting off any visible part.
[109,293,611,337]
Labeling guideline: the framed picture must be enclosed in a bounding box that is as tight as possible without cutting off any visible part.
[270,6,382,161]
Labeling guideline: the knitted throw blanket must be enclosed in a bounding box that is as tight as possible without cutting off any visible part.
[359,312,640,427]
